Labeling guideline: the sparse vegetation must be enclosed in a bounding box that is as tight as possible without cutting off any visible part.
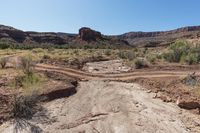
[104,49,112,56]
[163,41,200,64]
[21,73,41,89]
[10,92,46,133]
[11,92,39,120]
[6,55,44,91]
[134,58,148,69]
[163,41,190,63]
[184,53,199,65]
[0,57,7,69]
[0,42,9,49]
[42,54,51,60]
[118,50,135,60]
[146,54,157,64]
[21,56,34,75]
[182,73,197,86]
[32,48,45,53]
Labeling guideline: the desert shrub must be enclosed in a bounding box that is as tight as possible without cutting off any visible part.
[11,92,39,120]
[182,73,197,86]
[32,48,45,53]
[133,48,138,52]
[11,73,41,90]
[83,45,93,49]
[163,41,191,63]
[163,51,177,62]
[104,49,111,56]
[10,91,46,133]
[163,41,200,64]
[118,50,135,60]
[134,58,148,69]
[73,49,79,55]
[184,53,199,65]
[146,54,157,64]
[47,47,55,52]
[0,42,9,49]
[0,57,7,68]
[156,53,162,59]
[21,73,41,89]
[21,56,34,75]
[42,54,51,60]
[143,47,148,54]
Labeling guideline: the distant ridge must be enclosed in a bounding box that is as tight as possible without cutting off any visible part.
[0,24,200,47]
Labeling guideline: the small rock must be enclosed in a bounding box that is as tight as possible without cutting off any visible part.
[146,90,152,93]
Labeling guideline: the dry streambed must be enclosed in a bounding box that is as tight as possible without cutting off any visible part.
[1,80,200,133]
[1,59,200,132]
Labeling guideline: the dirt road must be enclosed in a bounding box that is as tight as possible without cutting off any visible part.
[35,63,199,80]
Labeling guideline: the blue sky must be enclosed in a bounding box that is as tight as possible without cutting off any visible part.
[1,0,200,35]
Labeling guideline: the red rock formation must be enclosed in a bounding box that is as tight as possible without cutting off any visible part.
[79,27,102,41]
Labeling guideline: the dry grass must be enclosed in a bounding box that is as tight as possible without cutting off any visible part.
[0,46,193,69]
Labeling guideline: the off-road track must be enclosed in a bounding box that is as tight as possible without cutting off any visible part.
[35,63,199,81]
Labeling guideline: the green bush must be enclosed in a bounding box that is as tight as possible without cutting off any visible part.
[134,58,148,69]
[118,50,135,60]
[185,53,199,65]
[146,54,157,64]
[0,43,9,49]
[167,41,189,62]
[12,73,41,90]
[163,51,177,62]
[163,41,200,64]
[21,73,40,89]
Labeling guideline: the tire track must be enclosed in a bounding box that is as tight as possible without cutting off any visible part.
[35,63,198,80]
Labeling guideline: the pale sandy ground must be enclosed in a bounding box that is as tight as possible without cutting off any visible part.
[82,60,131,74]
[1,80,200,133]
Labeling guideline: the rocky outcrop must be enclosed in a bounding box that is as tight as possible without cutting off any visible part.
[41,81,77,101]
[40,72,78,101]
[79,27,102,41]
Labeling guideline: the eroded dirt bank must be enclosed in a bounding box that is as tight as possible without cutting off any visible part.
[1,80,200,133]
